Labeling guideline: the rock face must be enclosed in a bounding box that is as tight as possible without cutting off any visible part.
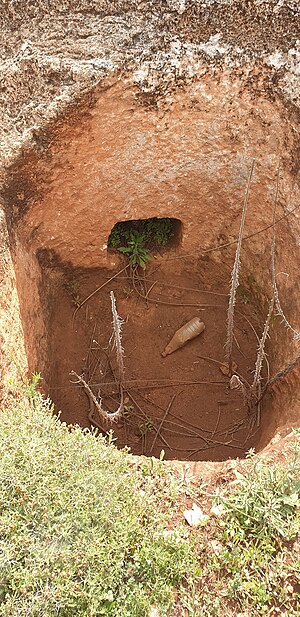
[0,1,299,164]
[0,1,299,453]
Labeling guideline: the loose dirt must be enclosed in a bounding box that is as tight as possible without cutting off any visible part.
[47,254,264,461]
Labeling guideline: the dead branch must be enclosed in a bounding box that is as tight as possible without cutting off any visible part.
[262,348,300,397]
[125,389,172,452]
[83,324,97,376]
[71,371,123,423]
[225,160,255,373]
[229,374,252,410]
[110,290,125,386]
[89,379,227,390]
[71,292,126,425]
[127,390,219,443]
[132,278,224,309]
[271,165,300,341]
[135,280,228,297]
[187,438,245,459]
[212,403,222,439]
[235,310,260,342]
[251,298,274,393]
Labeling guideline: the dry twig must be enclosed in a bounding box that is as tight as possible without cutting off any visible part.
[225,160,255,373]
[262,348,300,397]
[73,265,128,319]
[71,371,123,423]
[71,292,125,424]
[251,298,274,394]
[110,291,125,387]
[150,393,176,452]
[133,279,224,309]
[271,166,300,341]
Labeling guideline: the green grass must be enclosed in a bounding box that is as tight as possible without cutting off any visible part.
[0,388,198,616]
[0,379,299,616]
[198,445,300,616]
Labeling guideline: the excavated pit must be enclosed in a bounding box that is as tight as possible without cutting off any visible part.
[3,78,300,461]
[45,254,264,461]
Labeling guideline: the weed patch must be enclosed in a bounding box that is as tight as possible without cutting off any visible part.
[197,444,300,615]
[118,229,151,270]
[1,380,299,616]
[0,387,198,616]
[108,218,178,269]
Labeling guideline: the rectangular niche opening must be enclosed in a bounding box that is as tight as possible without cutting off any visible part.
[107,217,182,260]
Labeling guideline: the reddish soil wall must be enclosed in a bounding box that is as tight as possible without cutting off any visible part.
[2,74,300,459]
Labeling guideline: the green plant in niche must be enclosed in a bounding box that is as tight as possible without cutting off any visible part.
[108,226,122,248]
[118,229,151,270]
[108,217,176,270]
[144,217,174,246]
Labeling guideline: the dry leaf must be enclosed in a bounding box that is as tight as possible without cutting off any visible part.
[229,374,242,389]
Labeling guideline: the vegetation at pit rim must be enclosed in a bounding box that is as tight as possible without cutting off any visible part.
[0,379,198,616]
[0,375,299,616]
[201,446,300,615]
